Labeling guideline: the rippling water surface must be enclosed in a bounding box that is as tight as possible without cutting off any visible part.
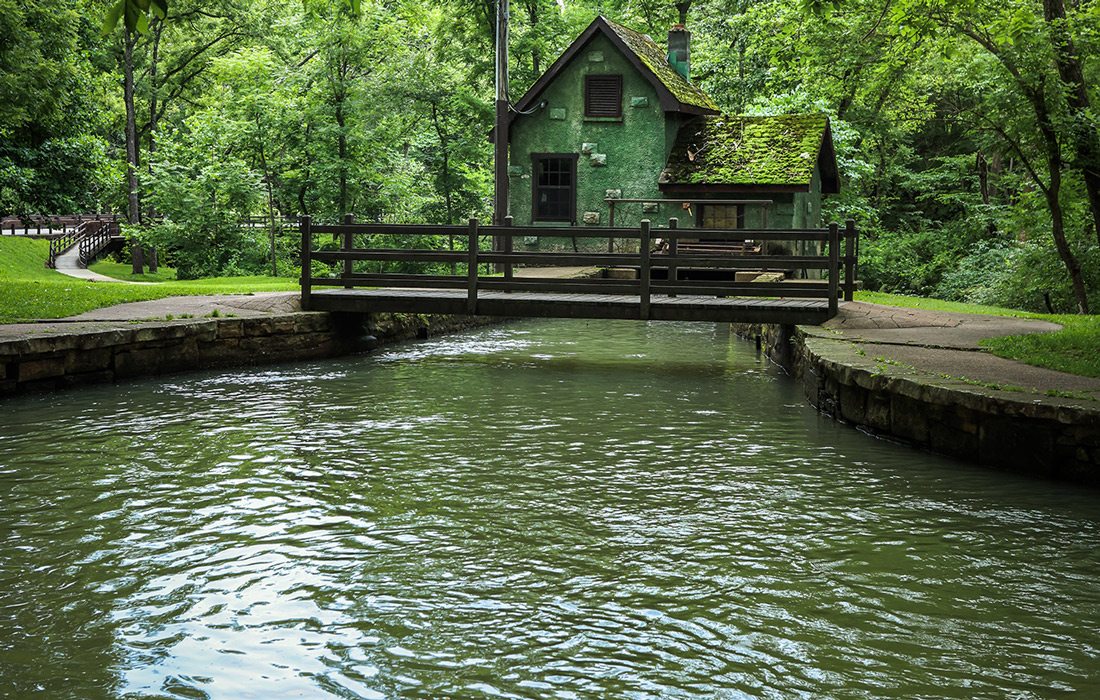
[2,319,1099,698]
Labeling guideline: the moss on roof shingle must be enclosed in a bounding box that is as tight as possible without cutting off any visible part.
[660,114,829,186]
[602,18,719,113]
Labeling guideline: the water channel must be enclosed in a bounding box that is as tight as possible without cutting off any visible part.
[1,319,1099,698]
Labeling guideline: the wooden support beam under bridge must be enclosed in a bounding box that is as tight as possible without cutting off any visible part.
[299,217,858,326]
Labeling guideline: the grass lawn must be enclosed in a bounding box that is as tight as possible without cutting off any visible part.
[0,237,297,323]
[89,259,181,282]
[4,237,1097,378]
[855,291,1100,378]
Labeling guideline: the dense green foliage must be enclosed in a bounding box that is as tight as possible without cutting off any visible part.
[1,0,1097,312]
[0,237,294,322]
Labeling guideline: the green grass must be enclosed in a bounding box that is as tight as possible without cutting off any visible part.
[88,259,180,282]
[980,316,1100,379]
[855,290,1100,378]
[854,291,1044,319]
[0,238,297,323]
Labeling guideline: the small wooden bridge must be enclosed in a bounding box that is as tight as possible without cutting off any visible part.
[300,218,857,325]
[45,217,124,269]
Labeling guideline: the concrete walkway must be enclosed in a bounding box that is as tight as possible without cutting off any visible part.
[53,246,153,284]
[0,292,303,345]
[2,285,1096,404]
[808,301,1100,400]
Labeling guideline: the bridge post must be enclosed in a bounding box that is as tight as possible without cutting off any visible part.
[503,215,514,287]
[844,219,856,302]
[639,219,651,320]
[608,201,615,252]
[343,213,354,289]
[667,218,678,298]
[467,218,479,315]
[828,222,839,317]
[301,215,313,311]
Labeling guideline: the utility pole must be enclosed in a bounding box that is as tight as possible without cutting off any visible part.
[493,0,509,228]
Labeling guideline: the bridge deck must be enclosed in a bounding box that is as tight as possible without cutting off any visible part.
[309,288,833,325]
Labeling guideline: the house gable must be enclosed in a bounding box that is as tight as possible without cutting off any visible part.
[509,15,719,122]
[507,32,680,228]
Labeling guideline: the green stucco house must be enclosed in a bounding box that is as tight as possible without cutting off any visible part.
[504,16,839,233]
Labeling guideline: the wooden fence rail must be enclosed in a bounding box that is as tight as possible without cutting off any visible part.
[300,217,857,323]
[3,214,120,237]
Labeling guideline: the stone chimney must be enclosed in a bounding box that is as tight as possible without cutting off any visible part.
[667,1,691,80]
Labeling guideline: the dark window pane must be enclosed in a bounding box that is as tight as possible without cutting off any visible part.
[533,155,575,221]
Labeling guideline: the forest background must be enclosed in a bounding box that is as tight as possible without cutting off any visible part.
[2,0,1097,312]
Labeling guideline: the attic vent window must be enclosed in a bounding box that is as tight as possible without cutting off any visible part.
[584,74,622,118]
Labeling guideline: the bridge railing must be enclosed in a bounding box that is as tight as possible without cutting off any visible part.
[46,218,121,268]
[300,217,857,316]
[3,214,120,237]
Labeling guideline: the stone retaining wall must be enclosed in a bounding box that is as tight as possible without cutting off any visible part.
[741,323,1100,484]
[0,311,495,398]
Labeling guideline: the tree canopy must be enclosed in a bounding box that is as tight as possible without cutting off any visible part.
[1,0,1096,309]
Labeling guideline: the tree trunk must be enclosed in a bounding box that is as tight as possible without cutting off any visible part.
[335,54,350,216]
[148,19,163,175]
[124,29,144,274]
[1044,170,1090,313]
[336,97,348,216]
[1033,100,1090,313]
[131,244,145,276]
[124,29,141,226]
[526,0,540,75]
[977,152,991,205]
[1043,0,1100,247]
[430,104,454,224]
[1035,100,1090,313]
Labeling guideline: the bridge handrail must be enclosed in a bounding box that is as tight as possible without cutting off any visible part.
[46,218,120,269]
[300,217,857,318]
[308,222,832,241]
[4,213,120,237]
[77,220,121,266]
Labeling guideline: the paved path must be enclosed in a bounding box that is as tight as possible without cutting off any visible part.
[808,301,1100,400]
[53,246,153,284]
[69,291,301,321]
[2,284,1096,404]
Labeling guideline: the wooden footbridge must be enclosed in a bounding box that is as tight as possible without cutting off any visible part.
[300,217,857,325]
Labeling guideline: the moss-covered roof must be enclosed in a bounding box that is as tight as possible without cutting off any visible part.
[601,18,719,113]
[660,113,830,187]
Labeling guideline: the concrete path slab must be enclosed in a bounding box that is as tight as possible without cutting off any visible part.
[52,246,150,284]
[68,292,303,321]
[807,301,1099,402]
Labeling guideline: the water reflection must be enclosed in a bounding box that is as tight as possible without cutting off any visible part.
[1,319,1098,698]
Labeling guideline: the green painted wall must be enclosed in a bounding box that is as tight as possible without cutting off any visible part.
[508,33,685,240]
[506,33,824,240]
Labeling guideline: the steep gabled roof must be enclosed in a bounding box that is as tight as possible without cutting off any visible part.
[510,15,720,121]
[659,113,840,193]
[601,18,718,113]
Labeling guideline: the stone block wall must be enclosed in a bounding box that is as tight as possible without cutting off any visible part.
[0,311,497,398]
[736,322,1100,484]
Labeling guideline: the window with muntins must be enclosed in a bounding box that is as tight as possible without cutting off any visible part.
[533,155,576,222]
[584,74,622,117]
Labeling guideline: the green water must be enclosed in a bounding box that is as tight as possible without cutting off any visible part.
[1,319,1098,699]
